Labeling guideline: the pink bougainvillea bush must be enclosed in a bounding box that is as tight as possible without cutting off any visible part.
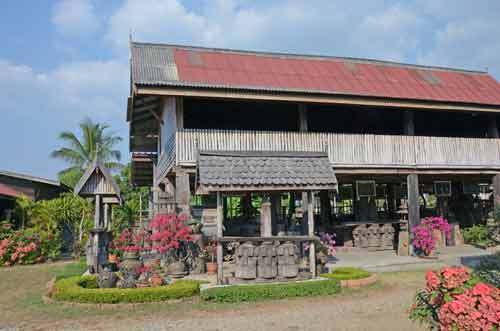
[412,216,452,256]
[303,232,337,256]
[409,266,500,331]
[149,214,193,254]
[111,228,151,255]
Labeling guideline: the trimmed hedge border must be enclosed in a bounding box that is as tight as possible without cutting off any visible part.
[49,275,201,304]
[200,279,340,303]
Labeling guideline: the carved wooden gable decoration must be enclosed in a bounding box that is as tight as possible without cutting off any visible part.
[74,158,121,203]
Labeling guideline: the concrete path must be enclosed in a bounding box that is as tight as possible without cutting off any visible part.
[327,245,492,272]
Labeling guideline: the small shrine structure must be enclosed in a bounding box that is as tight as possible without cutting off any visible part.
[75,155,121,273]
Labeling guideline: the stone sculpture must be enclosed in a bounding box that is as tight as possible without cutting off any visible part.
[353,224,368,248]
[277,241,299,278]
[381,223,395,250]
[235,241,258,280]
[257,241,277,279]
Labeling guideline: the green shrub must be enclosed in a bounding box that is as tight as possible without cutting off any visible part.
[320,267,371,281]
[51,276,201,303]
[475,253,500,288]
[201,279,340,303]
[463,224,490,246]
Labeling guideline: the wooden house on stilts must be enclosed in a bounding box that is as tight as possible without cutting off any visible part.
[127,41,500,284]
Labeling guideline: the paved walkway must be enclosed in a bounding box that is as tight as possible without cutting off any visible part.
[328,244,492,272]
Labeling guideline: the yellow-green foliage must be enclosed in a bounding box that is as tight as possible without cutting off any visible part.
[320,267,371,281]
[51,276,201,303]
[201,279,340,303]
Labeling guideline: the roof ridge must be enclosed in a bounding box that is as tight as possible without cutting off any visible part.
[130,41,488,75]
[0,169,61,187]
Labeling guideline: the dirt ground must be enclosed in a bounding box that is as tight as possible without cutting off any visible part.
[0,261,426,331]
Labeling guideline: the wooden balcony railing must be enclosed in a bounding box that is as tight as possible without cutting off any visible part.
[155,129,500,178]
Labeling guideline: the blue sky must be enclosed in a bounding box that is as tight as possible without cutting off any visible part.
[1,0,500,180]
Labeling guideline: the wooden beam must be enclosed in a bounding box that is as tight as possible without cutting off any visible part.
[136,86,500,113]
[407,174,420,255]
[216,191,224,285]
[307,191,316,277]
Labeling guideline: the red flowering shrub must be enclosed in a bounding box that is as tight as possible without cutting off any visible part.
[111,228,151,255]
[409,266,500,330]
[0,230,59,266]
[412,216,452,256]
[149,214,192,254]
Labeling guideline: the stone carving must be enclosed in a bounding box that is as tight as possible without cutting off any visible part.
[381,224,395,249]
[97,267,117,288]
[257,241,277,279]
[277,241,299,278]
[367,225,381,249]
[353,224,368,248]
[235,241,258,280]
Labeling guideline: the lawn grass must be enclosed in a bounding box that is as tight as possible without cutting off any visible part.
[320,267,371,281]
[0,260,427,326]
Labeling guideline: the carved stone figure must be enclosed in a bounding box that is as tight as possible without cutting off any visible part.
[381,223,395,249]
[97,267,118,288]
[367,225,381,250]
[277,241,299,278]
[235,241,257,280]
[256,241,277,279]
[353,224,368,248]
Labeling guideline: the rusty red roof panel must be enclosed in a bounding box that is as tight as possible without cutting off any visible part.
[0,183,23,198]
[169,47,500,106]
[131,43,500,106]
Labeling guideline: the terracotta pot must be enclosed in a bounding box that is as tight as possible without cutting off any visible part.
[135,281,150,288]
[108,254,117,264]
[150,273,164,287]
[206,262,217,274]
[120,252,142,270]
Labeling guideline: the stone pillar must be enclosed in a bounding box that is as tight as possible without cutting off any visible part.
[216,191,224,285]
[260,195,272,237]
[175,170,191,217]
[407,174,420,255]
[307,191,316,277]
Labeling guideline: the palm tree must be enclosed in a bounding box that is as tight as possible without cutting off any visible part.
[51,117,123,187]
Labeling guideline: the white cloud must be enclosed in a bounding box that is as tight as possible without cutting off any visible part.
[51,0,100,37]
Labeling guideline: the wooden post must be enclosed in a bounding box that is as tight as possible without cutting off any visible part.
[493,174,500,210]
[216,191,224,285]
[298,104,308,132]
[175,170,191,217]
[94,195,101,228]
[307,191,316,277]
[407,174,420,255]
[271,193,281,235]
[403,110,415,135]
[103,203,109,229]
[319,190,331,227]
[260,195,272,237]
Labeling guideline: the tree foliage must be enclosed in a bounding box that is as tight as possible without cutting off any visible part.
[51,117,123,188]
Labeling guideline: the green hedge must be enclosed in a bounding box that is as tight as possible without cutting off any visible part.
[201,279,340,303]
[51,276,201,303]
[320,267,371,281]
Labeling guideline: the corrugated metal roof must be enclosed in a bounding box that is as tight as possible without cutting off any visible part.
[197,151,337,192]
[0,183,23,198]
[130,42,500,106]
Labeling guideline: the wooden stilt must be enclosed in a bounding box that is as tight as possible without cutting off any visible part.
[216,191,224,285]
[307,191,316,277]
[407,174,420,255]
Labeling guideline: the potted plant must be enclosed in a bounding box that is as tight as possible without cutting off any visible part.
[204,241,217,274]
[412,216,452,258]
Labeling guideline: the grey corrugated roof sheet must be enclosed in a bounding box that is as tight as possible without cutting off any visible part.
[131,43,178,84]
[197,151,337,192]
